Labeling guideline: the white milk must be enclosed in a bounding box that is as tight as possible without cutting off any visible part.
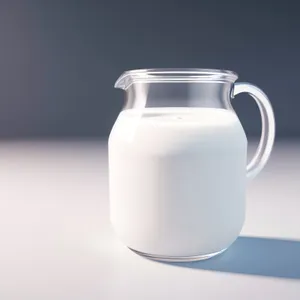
[109,108,247,257]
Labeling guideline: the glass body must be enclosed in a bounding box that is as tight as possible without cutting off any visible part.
[109,69,275,261]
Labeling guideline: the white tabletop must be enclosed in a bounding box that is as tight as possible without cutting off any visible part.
[0,140,300,299]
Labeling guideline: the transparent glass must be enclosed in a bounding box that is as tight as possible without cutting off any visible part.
[109,68,275,262]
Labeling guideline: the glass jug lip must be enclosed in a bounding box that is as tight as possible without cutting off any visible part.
[115,68,238,90]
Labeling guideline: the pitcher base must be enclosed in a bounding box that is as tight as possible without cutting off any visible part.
[128,247,227,262]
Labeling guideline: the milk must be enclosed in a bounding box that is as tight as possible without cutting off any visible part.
[109,108,247,258]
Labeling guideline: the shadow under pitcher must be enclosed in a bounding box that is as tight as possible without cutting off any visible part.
[108,68,275,262]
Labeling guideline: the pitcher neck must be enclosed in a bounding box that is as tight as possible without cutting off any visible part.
[114,69,238,110]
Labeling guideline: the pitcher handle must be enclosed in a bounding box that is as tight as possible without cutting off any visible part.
[233,83,275,180]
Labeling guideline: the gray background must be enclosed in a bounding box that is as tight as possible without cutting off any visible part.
[0,0,299,138]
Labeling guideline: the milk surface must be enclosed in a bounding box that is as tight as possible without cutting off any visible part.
[109,108,247,257]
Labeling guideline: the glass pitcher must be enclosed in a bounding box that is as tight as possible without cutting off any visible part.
[109,68,275,262]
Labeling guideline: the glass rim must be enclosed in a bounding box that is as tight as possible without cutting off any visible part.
[115,68,239,90]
